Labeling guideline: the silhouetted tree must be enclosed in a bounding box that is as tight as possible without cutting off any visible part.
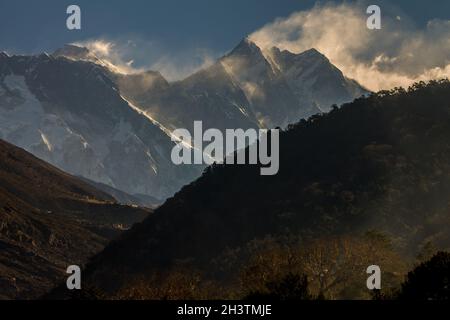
[245,273,312,301]
[398,251,450,300]
[69,285,106,300]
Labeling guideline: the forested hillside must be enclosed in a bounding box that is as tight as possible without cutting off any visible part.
[71,80,450,299]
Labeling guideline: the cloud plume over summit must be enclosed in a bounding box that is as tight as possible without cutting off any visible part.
[71,3,450,91]
[250,2,450,91]
[74,38,217,81]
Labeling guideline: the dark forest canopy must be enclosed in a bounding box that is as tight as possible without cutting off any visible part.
[62,79,450,299]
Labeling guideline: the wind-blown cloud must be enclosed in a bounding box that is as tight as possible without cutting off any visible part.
[74,39,139,74]
[75,38,217,81]
[150,48,217,81]
[250,2,450,91]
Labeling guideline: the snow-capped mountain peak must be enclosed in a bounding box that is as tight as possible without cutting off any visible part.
[1,39,369,202]
[266,46,369,113]
[227,38,264,58]
[53,44,131,75]
[0,52,201,200]
[53,44,92,60]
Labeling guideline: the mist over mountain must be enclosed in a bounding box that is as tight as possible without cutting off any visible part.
[1,0,449,303]
[54,39,368,132]
[267,47,368,113]
[1,39,367,203]
[107,38,368,131]
[0,139,149,299]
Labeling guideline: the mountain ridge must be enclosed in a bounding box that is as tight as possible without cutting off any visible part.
[0,53,202,200]
[0,138,150,299]
[54,39,369,130]
[1,39,368,204]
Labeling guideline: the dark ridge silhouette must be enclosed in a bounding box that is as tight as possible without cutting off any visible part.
[59,80,450,298]
[0,139,150,299]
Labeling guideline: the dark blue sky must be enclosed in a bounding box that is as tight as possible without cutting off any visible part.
[0,0,449,69]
